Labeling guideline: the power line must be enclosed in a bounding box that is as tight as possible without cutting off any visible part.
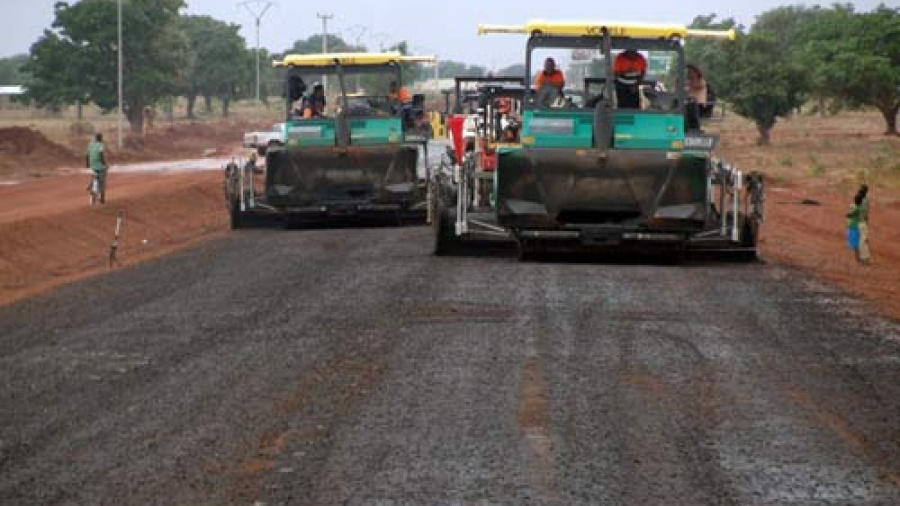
[239,0,275,109]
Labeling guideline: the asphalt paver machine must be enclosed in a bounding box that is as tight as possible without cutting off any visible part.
[431,21,764,259]
[227,52,436,228]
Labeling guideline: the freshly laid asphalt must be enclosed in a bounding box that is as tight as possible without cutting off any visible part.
[2,225,899,505]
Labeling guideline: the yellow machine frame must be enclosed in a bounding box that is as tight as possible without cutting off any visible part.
[477,20,736,40]
[274,52,436,68]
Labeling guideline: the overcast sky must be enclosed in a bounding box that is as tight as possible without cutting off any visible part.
[1,0,890,69]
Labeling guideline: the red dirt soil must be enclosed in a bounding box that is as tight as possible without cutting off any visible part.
[759,184,900,319]
[0,171,228,305]
[0,127,77,175]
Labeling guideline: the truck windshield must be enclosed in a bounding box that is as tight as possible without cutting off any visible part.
[286,68,402,120]
[528,43,683,113]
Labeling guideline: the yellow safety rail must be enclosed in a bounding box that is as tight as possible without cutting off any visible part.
[477,20,736,40]
[274,52,437,68]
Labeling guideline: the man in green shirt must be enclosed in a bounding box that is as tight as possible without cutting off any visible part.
[86,133,108,204]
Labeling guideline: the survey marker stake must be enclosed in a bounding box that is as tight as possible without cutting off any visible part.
[109,210,125,268]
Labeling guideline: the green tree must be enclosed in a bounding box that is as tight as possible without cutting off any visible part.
[720,31,808,145]
[686,14,808,144]
[22,29,91,115]
[684,14,741,102]
[24,0,188,133]
[496,63,526,77]
[804,5,900,134]
[438,60,486,78]
[180,15,251,118]
[754,5,840,115]
[387,41,425,84]
[285,34,363,55]
[0,55,29,85]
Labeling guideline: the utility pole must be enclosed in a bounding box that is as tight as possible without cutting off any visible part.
[117,0,123,149]
[317,13,333,93]
[239,0,274,113]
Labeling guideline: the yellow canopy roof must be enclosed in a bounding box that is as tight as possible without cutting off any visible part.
[477,20,736,40]
[274,52,437,68]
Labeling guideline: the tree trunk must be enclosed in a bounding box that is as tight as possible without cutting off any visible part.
[204,95,212,115]
[76,100,83,121]
[186,94,197,119]
[127,104,145,135]
[756,122,772,146]
[881,104,899,136]
[221,97,230,118]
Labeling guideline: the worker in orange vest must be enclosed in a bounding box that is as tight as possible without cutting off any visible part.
[533,57,565,90]
[389,81,412,106]
[613,50,647,108]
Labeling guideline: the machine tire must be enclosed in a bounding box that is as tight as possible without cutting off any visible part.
[517,238,541,262]
[433,200,460,256]
[230,201,248,230]
[739,219,760,261]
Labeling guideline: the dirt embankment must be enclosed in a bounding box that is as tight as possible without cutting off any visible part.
[0,171,228,306]
[0,121,264,179]
[0,127,79,176]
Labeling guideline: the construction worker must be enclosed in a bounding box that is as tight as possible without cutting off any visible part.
[302,83,326,118]
[85,132,108,204]
[533,57,565,90]
[389,81,412,105]
[613,50,647,109]
[388,80,412,120]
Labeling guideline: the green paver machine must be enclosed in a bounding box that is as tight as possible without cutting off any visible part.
[432,21,764,259]
[227,52,436,228]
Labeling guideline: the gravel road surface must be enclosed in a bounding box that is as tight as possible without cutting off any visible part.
[2,225,899,505]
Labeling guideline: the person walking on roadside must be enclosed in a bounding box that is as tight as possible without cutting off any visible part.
[86,132,108,204]
[846,194,862,260]
[856,184,872,264]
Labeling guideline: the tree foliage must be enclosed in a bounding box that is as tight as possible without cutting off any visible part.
[24,0,188,132]
[285,34,364,55]
[438,60,486,78]
[0,55,30,85]
[496,63,526,77]
[684,14,741,98]
[180,15,251,118]
[722,31,808,144]
[687,6,900,142]
[803,5,900,134]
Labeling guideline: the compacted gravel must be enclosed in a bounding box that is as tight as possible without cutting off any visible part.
[2,225,899,505]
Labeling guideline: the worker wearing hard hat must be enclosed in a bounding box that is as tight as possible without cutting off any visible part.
[613,50,647,109]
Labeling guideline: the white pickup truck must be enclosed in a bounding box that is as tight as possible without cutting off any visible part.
[243,123,285,155]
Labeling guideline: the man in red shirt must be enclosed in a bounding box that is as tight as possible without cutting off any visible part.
[613,50,647,108]
[533,57,565,90]
[614,50,647,84]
